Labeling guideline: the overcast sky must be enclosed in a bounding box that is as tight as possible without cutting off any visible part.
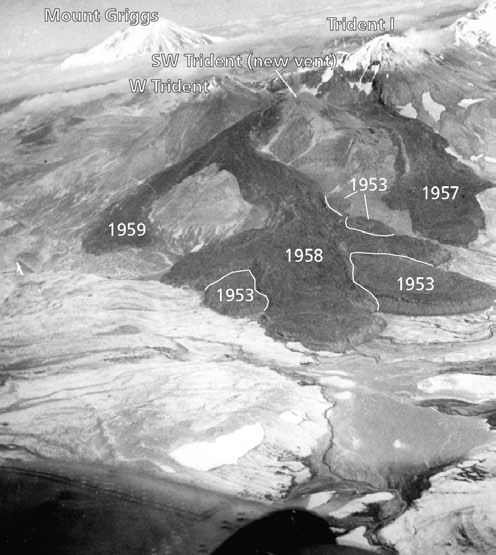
[0,0,481,60]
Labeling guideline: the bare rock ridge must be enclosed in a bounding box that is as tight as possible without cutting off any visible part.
[82,98,496,349]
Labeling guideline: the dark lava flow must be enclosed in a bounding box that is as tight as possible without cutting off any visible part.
[82,98,495,350]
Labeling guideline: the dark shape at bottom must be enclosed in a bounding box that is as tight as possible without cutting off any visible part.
[210,508,336,554]
[210,508,380,554]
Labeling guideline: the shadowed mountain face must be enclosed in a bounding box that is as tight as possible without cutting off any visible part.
[82,96,495,350]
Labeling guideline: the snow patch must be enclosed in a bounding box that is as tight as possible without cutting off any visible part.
[279,410,305,424]
[393,439,408,449]
[169,423,264,470]
[190,241,204,253]
[458,97,485,108]
[397,102,417,118]
[299,84,319,95]
[334,391,353,401]
[321,67,334,83]
[445,146,463,161]
[320,376,356,389]
[348,80,373,95]
[157,464,176,473]
[418,373,496,403]
[285,341,311,353]
[306,491,334,509]
[337,526,373,548]
[347,63,380,95]
[422,91,446,122]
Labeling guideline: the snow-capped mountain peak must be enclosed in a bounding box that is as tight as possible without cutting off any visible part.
[340,34,429,72]
[451,0,496,48]
[60,18,224,69]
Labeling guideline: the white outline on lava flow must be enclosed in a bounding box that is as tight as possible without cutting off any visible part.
[344,217,395,237]
[364,194,370,220]
[324,195,434,312]
[325,196,395,237]
[344,190,358,199]
[204,269,270,311]
[349,252,434,312]
[324,195,343,217]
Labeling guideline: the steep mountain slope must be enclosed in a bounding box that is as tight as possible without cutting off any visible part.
[60,17,223,69]
[297,9,496,175]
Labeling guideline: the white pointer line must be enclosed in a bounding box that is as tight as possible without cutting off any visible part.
[364,194,370,220]
[344,190,358,199]
[275,70,297,98]
[324,195,343,217]
[344,217,395,237]
[204,269,270,311]
[349,252,434,312]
